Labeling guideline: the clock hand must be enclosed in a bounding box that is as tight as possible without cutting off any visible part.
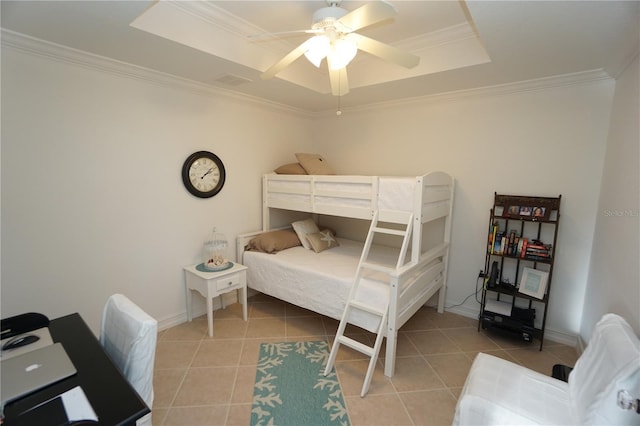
[200,168,214,179]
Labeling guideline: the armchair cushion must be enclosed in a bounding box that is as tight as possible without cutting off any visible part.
[568,313,640,425]
[453,353,571,425]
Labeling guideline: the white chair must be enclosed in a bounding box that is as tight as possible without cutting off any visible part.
[100,294,157,426]
[453,313,640,425]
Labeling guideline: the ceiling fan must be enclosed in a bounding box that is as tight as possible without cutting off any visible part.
[258,1,420,96]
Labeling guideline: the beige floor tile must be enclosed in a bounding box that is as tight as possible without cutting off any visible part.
[209,318,248,340]
[232,365,258,404]
[400,389,458,426]
[226,403,253,426]
[406,330,461,354]
[245,317,286,338]
[249,301,285,318]
[390,356,446,392]
[213,302,246,320]
[285,315,326,337]
[345,394,413,426]
[381,332,420,358]
[162,405,229,426]
[335,359,395,396]
[426,353,473,388]
[545,344,579,367]
[153,368,187,408]
[426,310,476,329]
[160,320,207,341]
[173,367,237,406]
[191,339,243,367]
[151,407,168,426]
[442,327,501,351]
[401,308,438,331]
[155,341,200,369]
[238,338,280,365]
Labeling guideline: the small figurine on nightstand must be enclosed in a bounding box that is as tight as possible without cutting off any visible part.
[203,228,230,271]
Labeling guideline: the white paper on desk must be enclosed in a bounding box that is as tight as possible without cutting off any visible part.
[485,299,512,316]
[61,386,98,422]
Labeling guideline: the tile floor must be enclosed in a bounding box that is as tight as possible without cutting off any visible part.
[152,294,579,425]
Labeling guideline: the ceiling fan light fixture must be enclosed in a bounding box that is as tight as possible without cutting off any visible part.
[304,35,331,67]
[328,37,357,70]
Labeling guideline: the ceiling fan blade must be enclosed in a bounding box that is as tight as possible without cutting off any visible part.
[349,33,420,69]
[248,29,321,41]
[327,57,349,96]
[261,38,314,80]
[337,1,397,33]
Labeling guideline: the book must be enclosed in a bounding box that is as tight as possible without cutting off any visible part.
[520,238,528,258]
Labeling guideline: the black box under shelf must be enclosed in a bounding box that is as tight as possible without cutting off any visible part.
[481,311,538,343]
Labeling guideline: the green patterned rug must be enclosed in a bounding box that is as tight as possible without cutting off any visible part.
[251,341,351,426]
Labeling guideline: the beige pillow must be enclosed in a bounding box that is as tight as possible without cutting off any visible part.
[291,218,320,250]
[295,153,335,175]
[246,230,301,253]
[306,230,340,253]
[274,163,307,175]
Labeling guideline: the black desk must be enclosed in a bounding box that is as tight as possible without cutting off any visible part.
[3,313,150,425]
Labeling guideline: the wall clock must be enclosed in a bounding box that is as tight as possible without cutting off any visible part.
[181,151,226,198]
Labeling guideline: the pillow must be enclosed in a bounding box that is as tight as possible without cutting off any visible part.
[295,153,335,175]
[246,230,301,254]
[291,218,320,250]
[274,163,307,175]
[306,230,340,253]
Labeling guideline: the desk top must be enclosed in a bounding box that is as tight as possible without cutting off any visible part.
[3,313,149,426]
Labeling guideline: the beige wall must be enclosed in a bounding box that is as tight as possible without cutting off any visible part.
[582,54,640,340]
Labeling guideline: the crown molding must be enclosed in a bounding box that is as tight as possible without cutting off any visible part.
[1,29,312,119]
[2,29,614,119]
[323,69,614,116]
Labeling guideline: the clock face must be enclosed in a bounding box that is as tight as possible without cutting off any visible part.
[182,151,226,198]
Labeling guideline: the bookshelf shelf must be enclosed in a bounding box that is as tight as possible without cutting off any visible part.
[478,192,561,350]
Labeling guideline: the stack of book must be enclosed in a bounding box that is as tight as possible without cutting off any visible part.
[487,223,552,260]
[522,240,552,261]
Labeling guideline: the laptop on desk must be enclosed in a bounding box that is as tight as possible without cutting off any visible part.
[1,342,77,406]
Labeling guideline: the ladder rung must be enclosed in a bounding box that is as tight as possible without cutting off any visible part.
[337,335,375,357]
[361,262,395,274]
[372,226,406,236]
[349,300,386,316]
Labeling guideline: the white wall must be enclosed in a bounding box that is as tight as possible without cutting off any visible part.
[312,79,615,342]
[582,54,640,340]
[1,44,313,333]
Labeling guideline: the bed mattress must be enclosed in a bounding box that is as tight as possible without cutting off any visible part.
[244,238,403,332]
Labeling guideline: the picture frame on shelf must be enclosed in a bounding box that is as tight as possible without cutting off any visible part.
[518,267,549,299]
[502,204,550,220]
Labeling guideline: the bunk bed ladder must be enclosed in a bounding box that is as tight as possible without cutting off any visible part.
[324,210,414,397]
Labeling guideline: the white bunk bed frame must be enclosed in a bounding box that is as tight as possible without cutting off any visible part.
[238,171,455,377]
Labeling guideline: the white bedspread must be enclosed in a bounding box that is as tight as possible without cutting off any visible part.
[244,238,402,332]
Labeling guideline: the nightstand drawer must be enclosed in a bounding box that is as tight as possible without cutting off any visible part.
[216,274,240,291]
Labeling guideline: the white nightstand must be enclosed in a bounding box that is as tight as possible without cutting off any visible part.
[184,262,248,337]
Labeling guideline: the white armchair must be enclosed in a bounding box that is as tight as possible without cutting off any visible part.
[100,294,157,426]
[453,313,640,425]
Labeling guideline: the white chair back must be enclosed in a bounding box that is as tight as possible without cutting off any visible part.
[569,313,640,425]
[100,294,157,424]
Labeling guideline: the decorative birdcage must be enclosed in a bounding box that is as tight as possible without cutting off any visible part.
[203,228,229,271]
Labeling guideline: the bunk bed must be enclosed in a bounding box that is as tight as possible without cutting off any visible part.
[236,171,455,377]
